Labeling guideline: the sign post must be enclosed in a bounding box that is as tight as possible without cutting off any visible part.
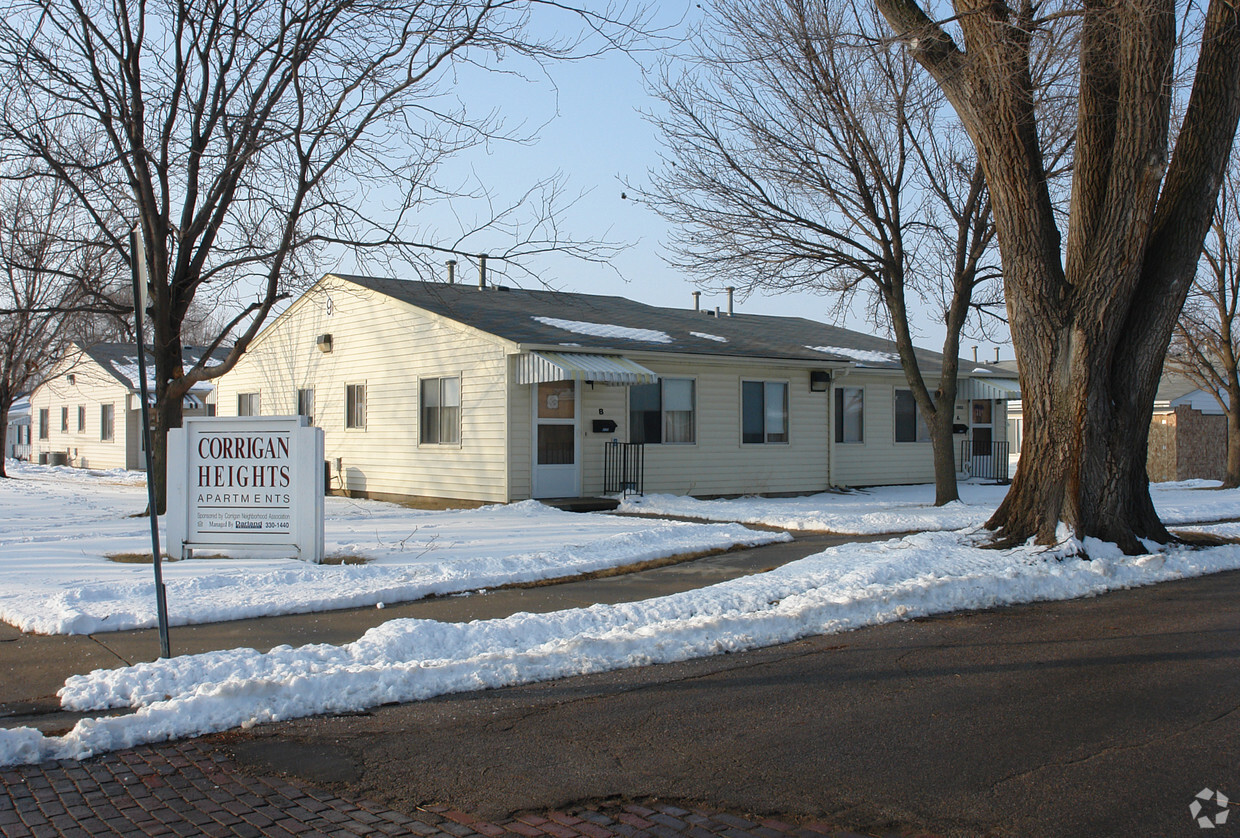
[130,227,171,659]
[167,416,325,562]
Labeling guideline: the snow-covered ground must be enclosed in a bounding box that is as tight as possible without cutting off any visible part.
[0,461,786,635]
[4,461,1240,767]
[619,479,1240,533]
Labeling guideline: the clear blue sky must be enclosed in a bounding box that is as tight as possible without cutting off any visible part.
[330,2,1014,365]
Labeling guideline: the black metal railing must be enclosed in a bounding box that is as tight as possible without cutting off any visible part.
[603,441,644,497]
[959,439,1011,483]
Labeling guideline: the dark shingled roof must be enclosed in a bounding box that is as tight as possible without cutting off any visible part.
[332,274,966,372]
[80,343,231,392]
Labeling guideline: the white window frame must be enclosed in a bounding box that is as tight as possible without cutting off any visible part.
[628,377,697,445]
[77,405,86,433]
[38,408,48,440]
[420,375,461,445]
[61,406,69,433]
[296,388,315,425]
[237,392,260,416]
[741,379,789,444]
[346,383,367,430]
[893,389,931,443]
[834,386,864,444]
[100,404,115,442]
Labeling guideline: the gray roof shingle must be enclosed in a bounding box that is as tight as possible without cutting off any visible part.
[332,274,965,373]
[80,343,230,392]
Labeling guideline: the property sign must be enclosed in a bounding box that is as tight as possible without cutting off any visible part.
[167,416,325,562]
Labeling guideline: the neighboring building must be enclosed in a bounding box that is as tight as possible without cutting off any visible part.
[1003,368,1228,482]
[214,274,1016,504]
[28,343,221,470]
[4,396,31,461]
[1148,380,1228,482]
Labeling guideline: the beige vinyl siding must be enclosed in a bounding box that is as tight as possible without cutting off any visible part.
[28,355,131,471]
[830,376,936,487]
[580,382,628,493]
[506,365,531,501]
[216,277,511,504]
[507,357,833,500]
[611,357,831,497]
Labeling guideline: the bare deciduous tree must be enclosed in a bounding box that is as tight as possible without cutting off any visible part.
[638,0,1005,505]
[1169,153,1240,487]
[0,0,640,509]
[0,176,115,477]
[876,0,1240,552]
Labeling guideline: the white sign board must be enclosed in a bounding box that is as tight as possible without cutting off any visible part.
[167,416,325,562]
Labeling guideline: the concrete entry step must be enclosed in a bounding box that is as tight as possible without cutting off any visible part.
[538,496,621,513]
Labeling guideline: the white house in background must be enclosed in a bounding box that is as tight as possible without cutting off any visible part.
[1169,387,1228,415]
[4,396,31,461]
[214,274,1016,505]
[28,343,222,470]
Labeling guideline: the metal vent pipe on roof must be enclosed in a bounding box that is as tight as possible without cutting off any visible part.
[478,254,487,290]
[726,286,735,316]
[446,259,456,284]
[692,291,701,311]
[972,345,978,362]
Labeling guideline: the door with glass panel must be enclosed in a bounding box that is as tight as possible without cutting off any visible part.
[970,399,993,478]
[532,380,580,497]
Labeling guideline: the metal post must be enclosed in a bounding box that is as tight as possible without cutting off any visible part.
[131,227,171,659]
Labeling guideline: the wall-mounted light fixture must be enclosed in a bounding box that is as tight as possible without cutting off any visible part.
[316,334,333,353]
[809,370,831,392]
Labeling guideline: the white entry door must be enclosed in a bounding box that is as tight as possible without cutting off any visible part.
[970,399,993,478]
[532,380,581,498]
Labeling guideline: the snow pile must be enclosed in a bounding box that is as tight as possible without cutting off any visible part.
[621,481,1240,533]
[3,529,1238,766]
[0,463,787,635]
[620,484,1008,533]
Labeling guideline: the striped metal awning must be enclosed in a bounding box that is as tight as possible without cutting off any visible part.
[514,351,659,385]
[957,377,1021,401]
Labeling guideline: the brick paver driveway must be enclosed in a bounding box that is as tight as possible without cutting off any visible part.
[0,740,924,838]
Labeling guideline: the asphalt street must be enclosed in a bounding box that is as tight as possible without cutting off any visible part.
[215,567,1240,838]
[2,531,1238,837]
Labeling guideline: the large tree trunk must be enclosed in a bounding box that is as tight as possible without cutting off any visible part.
[988,325,1169,552]
[877,0,1240,552]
